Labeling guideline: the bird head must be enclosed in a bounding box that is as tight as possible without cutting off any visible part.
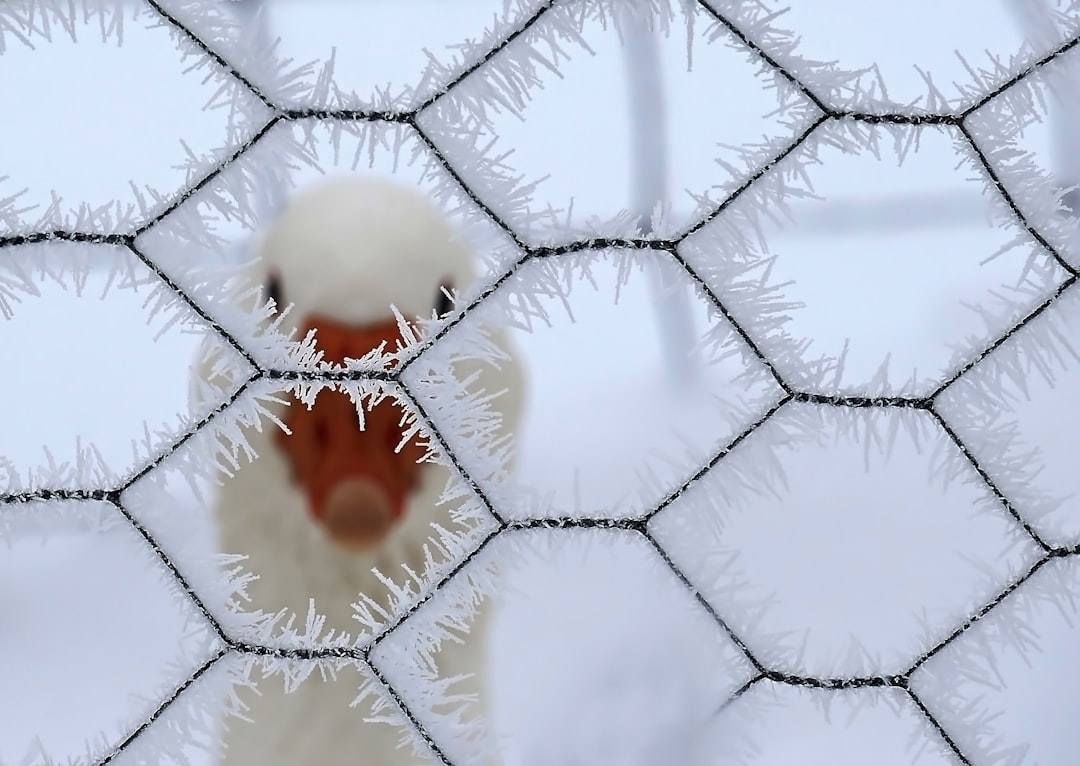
[253,176,476,551]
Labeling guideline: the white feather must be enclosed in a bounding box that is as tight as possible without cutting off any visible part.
[196,176,525,765]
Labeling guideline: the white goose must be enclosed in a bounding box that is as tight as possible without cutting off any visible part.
[197,177,525,765]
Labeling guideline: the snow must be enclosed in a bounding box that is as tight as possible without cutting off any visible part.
[2,1,1080,765]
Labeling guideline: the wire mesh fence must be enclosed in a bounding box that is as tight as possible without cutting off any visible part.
[2,0,1080,764]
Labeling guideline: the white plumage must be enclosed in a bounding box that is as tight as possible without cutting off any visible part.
[198,177,525,765]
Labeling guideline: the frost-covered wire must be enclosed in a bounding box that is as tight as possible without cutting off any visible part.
[2,0,1080,764]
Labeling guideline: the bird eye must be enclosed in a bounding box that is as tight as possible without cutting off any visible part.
[266,271,283,312]
[434,279,455,318]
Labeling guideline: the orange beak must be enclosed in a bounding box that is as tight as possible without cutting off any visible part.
[273,316,426,551]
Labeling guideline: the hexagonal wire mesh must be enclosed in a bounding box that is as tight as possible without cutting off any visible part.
[2,0,1080,764]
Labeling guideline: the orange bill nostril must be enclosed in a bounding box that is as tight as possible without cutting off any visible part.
[314,419,331,450]
[272,315,430,549]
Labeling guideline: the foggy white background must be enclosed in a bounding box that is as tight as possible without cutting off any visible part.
[1,1,1079,764]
